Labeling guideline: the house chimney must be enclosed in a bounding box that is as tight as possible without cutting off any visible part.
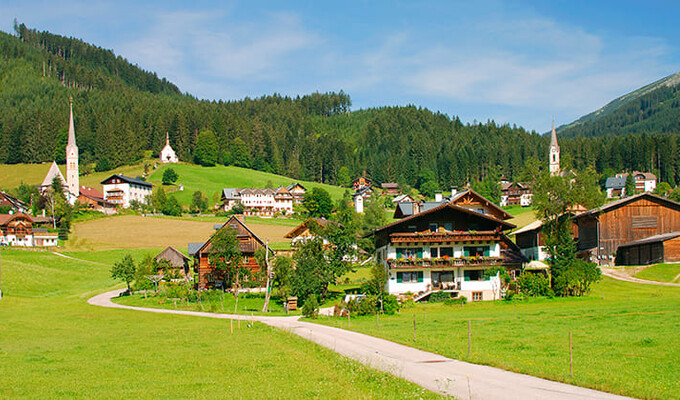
[435,191,443,202]
[451,186,458,197]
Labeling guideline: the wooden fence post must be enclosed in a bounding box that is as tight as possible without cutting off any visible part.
[376,312,380,333]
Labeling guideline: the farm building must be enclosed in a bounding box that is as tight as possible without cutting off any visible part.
[615,232,680,265]
[605,172,656,198]
[286,183,306,203]
[189,215,274,290]
[394,188,512,221]
[371,201,525,302]
[0,191,29,213]
[574,193,680,264]
[220,187,294,216]
[380,182,400,195]
[352,176,371,191]
[500,182,532,207]
[154,246,191,279]
[78,186,116,214]
[284,217,334,247]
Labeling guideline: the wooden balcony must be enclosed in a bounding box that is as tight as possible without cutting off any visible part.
[389,230,502,244]
[387,257,504,269]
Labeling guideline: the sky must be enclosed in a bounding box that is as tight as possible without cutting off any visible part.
[1,0,679,132]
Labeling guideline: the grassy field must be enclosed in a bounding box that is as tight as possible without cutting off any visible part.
[0,248,443,399]
[503,204,537,230]
[634,263,680,283]
[0,161,150,191]
[147,163,347,205]
[66,215,294,252]
[313,278,680,399]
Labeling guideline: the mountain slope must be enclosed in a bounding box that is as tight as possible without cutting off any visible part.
[558,72,680,138]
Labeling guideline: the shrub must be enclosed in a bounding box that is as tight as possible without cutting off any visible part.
[516,272,553,297]
[444,296,467,306]
[302,295,319,319]
[552,259,601,297]
[382,295,399,314]
[428,291,451,303]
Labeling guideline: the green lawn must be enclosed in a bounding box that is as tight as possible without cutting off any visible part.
[313,278,680,400]
[0,249,442,399]
[503,204,537,230]
[635,263,680,283]
[148,163,347,206]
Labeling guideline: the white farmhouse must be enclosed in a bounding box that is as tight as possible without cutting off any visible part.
[101,174,153,208]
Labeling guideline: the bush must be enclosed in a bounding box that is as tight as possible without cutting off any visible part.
[302,295,319,319]
[552,260,601,297]
[428,291,451,303]
[444,296,467,306]
[162,168,178,185]
[382,295,399,314]
[516,272,553,297]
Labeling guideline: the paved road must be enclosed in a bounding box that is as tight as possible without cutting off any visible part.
[601,267,680,287]
[89,290,634,400]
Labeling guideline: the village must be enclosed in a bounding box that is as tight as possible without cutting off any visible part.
[2,7,680,399]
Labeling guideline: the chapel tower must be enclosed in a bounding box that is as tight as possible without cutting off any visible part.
[549,121,560,176]
[65,98,79,202]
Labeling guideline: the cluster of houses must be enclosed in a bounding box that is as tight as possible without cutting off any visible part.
[220,183,306,217]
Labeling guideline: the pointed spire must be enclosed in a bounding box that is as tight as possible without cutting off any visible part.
[550,120,559,149]
[166,132,170,146]
[67,97,76,148]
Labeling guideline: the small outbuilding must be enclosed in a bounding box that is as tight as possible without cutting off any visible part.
[615,232,680,266]
[155,246,191,278]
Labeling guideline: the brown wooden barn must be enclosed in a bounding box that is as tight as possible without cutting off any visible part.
[574,193,680,264]
[154,246,191,279]
[188,215,274,290]
[615,232,680,265]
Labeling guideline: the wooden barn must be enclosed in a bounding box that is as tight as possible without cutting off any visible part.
[154,246,191,279]
[574,193,680,264]
[188,215,274,290]
[615,232,680,265]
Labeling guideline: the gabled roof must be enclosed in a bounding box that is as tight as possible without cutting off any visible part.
[373,202,515,236]
[199,215,275,256]
[381,182,399,189]
[0,213,33,226]
[188,242,204,256]
[392,194,414,203]
[394,201,416,219]
[284,217,335,238]
[605,176,627,190]
[41,161,66,187]
[155,246,190,268]
[446,188,513,220]
[575,193,680,219]
[0,191,29,211]
[101,174,152,188]
[511,219,543,236]
[286,182,306,191]
[79,186,105,201]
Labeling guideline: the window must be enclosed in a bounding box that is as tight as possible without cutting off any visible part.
[464,270,488,281]
[429,223,438,232]
[430,247,439,258]
[444,223,453,231]
[396,247,422,259]
[464,246,489,257]
[439,247,453,257]
[396,271,423,283]
[472,292,483,301]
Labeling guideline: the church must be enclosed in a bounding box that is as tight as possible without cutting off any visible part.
[159,133,178,163]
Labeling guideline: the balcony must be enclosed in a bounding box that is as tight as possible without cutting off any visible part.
[389,230,502,244]
[387,257,503,269]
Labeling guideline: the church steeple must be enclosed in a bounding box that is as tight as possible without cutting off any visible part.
[549,121,560,176]
[66,98,79,202]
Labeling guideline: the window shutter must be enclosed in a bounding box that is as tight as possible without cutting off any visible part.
[397,248,403,258]
[484,247,490,257]
[417,271,424,282]
[464,248,470,257]
[464,271,470,281]
[397,272,403,283]
[417,248,423,258]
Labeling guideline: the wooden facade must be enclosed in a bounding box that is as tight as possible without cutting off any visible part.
[575,193,680,263]
[192,216,274,289]
[616,232,680,265]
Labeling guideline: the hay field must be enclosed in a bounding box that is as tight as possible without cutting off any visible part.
[67,215,293,251]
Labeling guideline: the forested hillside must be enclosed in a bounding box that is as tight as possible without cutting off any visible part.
[3,24,680,189]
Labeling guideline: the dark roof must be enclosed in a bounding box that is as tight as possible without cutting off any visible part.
[576,193,680,219]
[221,188,240,200]
[0,191,29,210]
[373,202,515,236]
[617,231,680,249]
[188,242,205,256]
[605,176,627,190]
[101,174,152,188]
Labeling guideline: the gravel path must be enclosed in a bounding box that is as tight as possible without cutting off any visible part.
[600,267,680,287]
[89,289,634,400]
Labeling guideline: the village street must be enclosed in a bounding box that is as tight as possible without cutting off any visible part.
[89,289,634,400]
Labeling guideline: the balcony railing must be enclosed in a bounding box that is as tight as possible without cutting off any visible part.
[387,257,503,269]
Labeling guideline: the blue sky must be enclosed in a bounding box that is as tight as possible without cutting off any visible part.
[1,0,679,132]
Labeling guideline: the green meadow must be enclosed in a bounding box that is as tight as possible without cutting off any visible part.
[634,263,680,283]
[148,163,347,205]
[314,278,680,400]
[0,249,442,399]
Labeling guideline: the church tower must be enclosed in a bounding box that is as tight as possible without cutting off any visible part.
[65,98,79,203]
[549,121,560,176]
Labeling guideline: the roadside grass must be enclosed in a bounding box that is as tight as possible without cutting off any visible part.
[313,277,680,399]
[66,215,293,252]
[0,249,443,399]
[147,163,347,205]
[634,263,680,283]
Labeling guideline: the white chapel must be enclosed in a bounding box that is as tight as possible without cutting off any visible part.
[160,133,178,163]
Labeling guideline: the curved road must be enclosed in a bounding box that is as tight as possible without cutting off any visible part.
[600,267,680,287]
[89,290,633,400]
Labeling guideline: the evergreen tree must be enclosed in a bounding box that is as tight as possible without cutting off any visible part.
[624,173,636,197]
[193,130,218,166]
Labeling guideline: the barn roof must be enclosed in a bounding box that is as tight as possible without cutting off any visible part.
[617,231,680,249]
[576,193,680,219]
[155,246,190,267]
